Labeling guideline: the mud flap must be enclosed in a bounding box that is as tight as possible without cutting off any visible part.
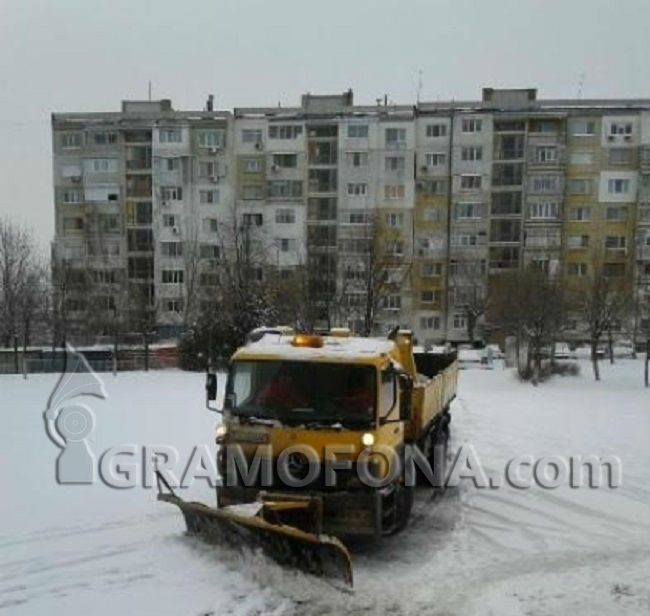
[156,474,353,586]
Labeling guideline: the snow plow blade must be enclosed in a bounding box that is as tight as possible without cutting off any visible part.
[156,474,353,586]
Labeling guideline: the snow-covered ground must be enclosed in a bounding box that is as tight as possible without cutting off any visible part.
[1,361,648,615]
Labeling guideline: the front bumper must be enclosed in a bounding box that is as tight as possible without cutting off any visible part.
[218,484,395,536]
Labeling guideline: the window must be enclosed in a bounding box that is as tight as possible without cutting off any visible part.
[570,151,594,165]
[418,179,447,195]
[610,122,633,136]
[570,120,596,136]
[421,262,442,277]
[423,207,440,222]
[425,153,446,166]
[384,184,405,199]
[569,206,591,221]
[84,158,118,173]
[200,244,220,259]
[605,236,626,250]
[61,133,82,148]
[63,217,83,232]
[567,178,591,195]
[529,201,558,219]
[198,161,218,178]
[269,125,303,139]
[160,129,182,143]
[161,242,183,257]
[202,218,218,233]
[161,270,184,284]
[568,262,587,276]
[606,206,627,221]
[275,208,295,224]
[197,130,226,148]
[603,262,625,277]
[420,290,439,304]
[420,316,441,330]
[426,124,447,138]
[162,186,183,201]
[242,129,263,144]
[272,153,298,168]
[382,294,401,310]
[385,128,406,146]
[535,146,557,163]
[199,189,219,204]
[62,188,83,203]
[240,158,261,173]
[278,238,297,252]
[531,176,559,192]
[92,269,117,284]
[268,180,303,199]
[385,212,404,227]
[347,125,369,138]
[98,214,119,233]
[451,233,479,246]
[242,213,263,227]
[86,185,120,202]
[609,148,631,164]
[385,156,405,171]
[242,184,264,200]
[460,175,481,190]
[461,146,483,161]
[454,202,484,219]
[127,228,153,252]
[91,132,117,145]
[347,183,368,196]
[386,241,404,256]
[346,152,369,167]
[380,369,396,417]
[161,157,180,171]
[491,192,522,216]
[165,299,184,313]
[163,214,178,227]
[461,118,482,133]
[608,178,630,194]
[453,314,467,329]
[567,235,589,249]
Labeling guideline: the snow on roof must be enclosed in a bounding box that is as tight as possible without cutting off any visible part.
[234,334,395,362]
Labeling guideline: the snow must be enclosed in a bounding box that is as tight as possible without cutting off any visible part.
[1,360,649,615]
[239,334,395,361]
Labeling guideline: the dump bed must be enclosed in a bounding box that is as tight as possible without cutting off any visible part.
[405,351,458,443]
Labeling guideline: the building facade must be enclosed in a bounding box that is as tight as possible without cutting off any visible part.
[51,89,650,345]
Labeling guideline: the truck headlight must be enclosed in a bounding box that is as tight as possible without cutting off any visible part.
[361,432,374,447]
[215,425,227,443]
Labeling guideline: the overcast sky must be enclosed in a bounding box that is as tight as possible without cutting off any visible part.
[1,0,648,251]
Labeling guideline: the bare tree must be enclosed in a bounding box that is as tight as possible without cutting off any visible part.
[449,258,488,344]
[491,266,567,382]
[576,261,630,381]
[0,218,38,349]
[338,214,411,336]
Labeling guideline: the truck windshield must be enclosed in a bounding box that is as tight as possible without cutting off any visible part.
[227,360,376,429]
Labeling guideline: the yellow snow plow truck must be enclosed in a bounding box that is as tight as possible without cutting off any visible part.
[157,328,458,586]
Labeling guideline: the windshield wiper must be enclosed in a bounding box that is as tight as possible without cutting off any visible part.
[238,415,277,426]
[305,420,345,430]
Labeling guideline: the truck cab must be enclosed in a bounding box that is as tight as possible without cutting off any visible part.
[208,329,457,536]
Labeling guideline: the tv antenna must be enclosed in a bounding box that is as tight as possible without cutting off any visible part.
[577,72,585,99]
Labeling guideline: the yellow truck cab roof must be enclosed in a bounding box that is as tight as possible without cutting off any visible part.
[232,333,398,367]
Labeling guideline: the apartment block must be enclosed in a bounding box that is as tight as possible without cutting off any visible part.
[51,89,650,345]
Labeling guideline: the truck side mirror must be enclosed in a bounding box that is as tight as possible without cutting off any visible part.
[206,372,220,412]
[398,373,413,421]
